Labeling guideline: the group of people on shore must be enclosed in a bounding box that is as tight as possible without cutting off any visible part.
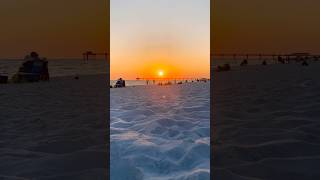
[12,52,49,83]
[156,78,208,86]
[215,55,318,72]
[110,78,209,88]
[0,52,49,84]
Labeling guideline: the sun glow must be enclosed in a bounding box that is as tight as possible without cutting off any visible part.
[158,70,164,77]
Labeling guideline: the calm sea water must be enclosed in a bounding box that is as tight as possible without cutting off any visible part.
[0,59,107,77]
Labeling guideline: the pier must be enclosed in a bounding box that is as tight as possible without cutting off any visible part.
[82,51,109,63]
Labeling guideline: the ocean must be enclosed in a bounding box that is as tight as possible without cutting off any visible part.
[0,59,107,77]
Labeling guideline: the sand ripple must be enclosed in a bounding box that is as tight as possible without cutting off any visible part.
[111,83,210,180]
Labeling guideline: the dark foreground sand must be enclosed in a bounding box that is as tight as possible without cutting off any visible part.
[0,75,108,180]
[213,63,320,180]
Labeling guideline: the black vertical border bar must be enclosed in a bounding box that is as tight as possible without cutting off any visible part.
[106,0,110,179]
[210,0,214,179]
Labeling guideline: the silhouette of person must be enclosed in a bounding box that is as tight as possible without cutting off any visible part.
[302,60,309,66]
[240,59,248,66]
[262,60,267,65]
[278,56,284,64]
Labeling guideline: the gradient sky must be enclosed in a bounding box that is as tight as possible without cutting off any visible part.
[111,0,210,80]
[0,0,108,59]
[212,0,320,54]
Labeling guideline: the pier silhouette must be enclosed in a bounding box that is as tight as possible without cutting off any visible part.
[83,51,109,63]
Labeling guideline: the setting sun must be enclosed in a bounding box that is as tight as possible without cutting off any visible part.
[111,0,210,80]
[158,70,164,77]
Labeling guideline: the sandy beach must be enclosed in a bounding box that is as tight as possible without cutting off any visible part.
[0,74,108,180]
[111,82,210,180]
[213,63,320,179]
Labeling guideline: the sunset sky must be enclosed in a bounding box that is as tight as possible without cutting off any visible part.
[212,0,320,54]
[1,1,320,63]
[111,0,210,80]
[0,0,108,59]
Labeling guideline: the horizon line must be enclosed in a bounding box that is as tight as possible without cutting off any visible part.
[0,57,107,60]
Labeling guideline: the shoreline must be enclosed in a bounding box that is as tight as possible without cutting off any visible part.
[212,61,320,74]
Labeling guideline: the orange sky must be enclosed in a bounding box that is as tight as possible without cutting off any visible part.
[111,0,210,80]
[212,0,320,54]
[0,0,109,59]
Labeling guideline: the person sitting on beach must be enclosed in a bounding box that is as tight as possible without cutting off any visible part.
[240,59,248,66]
[262,60,267,65]
[284,56,290,64]
[278,56,285,64]
[20,52,44,73]
[114,78,126,88]
[12,52,49,82]
[20,55,34,73]
[302,60,309,66]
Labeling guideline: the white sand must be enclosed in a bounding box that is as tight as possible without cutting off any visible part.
[110,82,210,180]
[213,63,320,180]
[0,75,108,180]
